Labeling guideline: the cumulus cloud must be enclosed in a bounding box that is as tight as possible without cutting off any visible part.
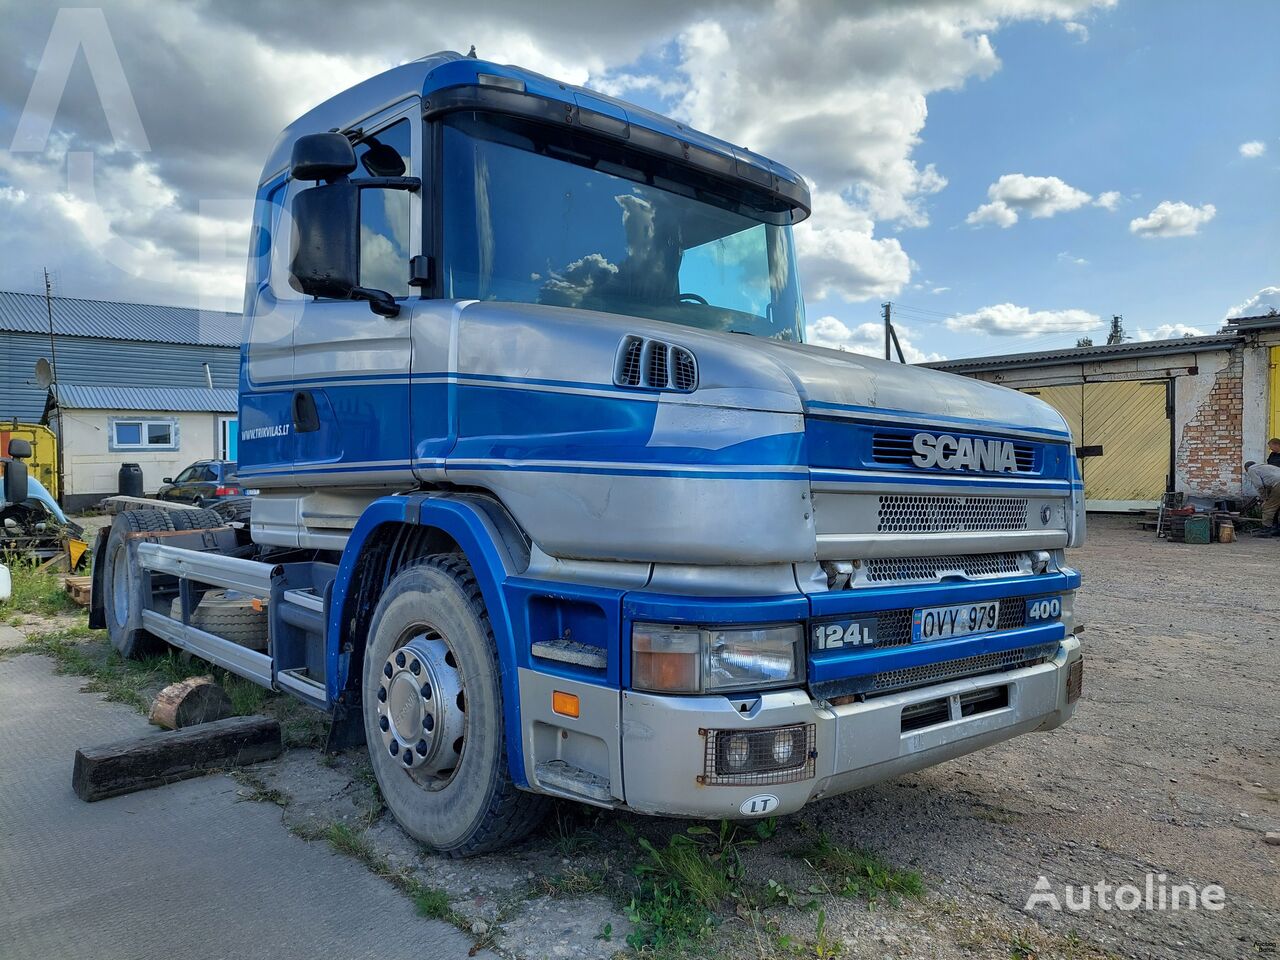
[0,0,1114,309]
[1225,285,1280,318]
[1062,21,1089,42]
[945,302,1101,337]
[807,315,943,363]
[965,174,1098,227]
[1239,141,1267,159]
[1093,190,1121,210]
[1057,251,1088,266]
[1134,323,1204,341]
[1129,200,1216,238]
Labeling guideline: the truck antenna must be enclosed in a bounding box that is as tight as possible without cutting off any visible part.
[467,45,477,58]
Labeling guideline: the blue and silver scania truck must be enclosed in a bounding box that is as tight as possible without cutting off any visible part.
[91,51,1085,856]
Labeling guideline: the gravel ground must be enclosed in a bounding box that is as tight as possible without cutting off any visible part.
[20,515,1280,959]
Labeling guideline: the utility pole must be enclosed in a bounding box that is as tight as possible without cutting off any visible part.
[43,268,66,506]
[883,302,891,360]
[882,301,906,363]
[1106,315,1126,345]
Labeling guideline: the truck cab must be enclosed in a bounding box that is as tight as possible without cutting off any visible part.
[94,51,1084,855]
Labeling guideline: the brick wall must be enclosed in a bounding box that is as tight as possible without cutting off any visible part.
[1176,348,1244,497]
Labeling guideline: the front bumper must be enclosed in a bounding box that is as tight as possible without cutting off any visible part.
[617,634,1081,818]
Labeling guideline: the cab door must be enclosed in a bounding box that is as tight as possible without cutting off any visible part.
[290,103,421,488]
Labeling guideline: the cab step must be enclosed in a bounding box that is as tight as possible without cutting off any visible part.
[530,637,607,670]
[534,759,612,805]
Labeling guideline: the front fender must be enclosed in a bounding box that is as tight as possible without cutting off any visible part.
[327,492,530,785]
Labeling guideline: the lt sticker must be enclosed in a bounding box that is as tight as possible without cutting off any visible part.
[740,794,780,816]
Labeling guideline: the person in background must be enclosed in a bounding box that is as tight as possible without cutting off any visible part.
[1245,459,1280,536]
[1268,438,1280,468]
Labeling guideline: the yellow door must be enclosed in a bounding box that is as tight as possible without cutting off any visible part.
[1022,381,1170,506]
[1270,346,1280,441]
[0,422,59,500]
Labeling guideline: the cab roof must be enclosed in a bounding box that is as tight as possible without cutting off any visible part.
[260,51,810,220]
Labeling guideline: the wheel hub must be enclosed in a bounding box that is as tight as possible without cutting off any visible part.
[375,633,465,782]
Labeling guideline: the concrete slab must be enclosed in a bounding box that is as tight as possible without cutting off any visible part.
[0,623,26,650]
[0,654,486,960]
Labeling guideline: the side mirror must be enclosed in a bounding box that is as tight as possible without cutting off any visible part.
[4,459,28,505]
[290,132,356,182]
[8,439,31,459]
[162,477,173,484]
[289,178,419,319]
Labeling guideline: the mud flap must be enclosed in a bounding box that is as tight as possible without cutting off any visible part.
[324,695,367,754]
[88,528,110,630]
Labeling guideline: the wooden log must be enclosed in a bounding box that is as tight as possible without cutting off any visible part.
[72,715,282,802]
[148,676,234,730]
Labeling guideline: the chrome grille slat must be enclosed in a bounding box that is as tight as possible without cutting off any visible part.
[877,495,1029,533]
[869,643,1051,694]
[863,552,1023,584]
[613,335,697,392]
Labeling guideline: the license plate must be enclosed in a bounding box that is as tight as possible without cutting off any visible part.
[912,601,1000,642]
[810,616,878,652]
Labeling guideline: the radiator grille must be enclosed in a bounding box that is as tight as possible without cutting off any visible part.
[614,336,698,392]
[877,495,1029,533]
[864,552,1023,584]
[871,432,1035,472]
[868,643,1052,694]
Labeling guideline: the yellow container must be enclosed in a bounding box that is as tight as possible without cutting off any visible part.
[0,421,59,500]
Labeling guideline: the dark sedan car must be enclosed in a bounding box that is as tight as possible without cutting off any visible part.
[157,460,242,505]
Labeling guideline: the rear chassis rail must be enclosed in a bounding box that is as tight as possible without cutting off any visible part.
[99,525,336,708]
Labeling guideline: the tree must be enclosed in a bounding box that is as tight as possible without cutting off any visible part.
[1076,336,1094,348]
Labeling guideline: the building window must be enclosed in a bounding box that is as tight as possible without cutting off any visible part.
[109,417,180,452]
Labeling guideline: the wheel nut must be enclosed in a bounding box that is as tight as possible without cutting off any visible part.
[410,660,421,675]
[416,739,428,755]
[420,683,432,700]
[383,662,393,679]
[423,714,434,732]
[377,686,387,703]
[388,740,399,756]
[379,716,389,732]
[395,652,406,668]
[402,751,413,766]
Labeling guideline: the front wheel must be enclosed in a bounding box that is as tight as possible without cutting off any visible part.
[362,556,549,856]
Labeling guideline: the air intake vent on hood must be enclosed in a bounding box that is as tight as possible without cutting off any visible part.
[614,336,698,392]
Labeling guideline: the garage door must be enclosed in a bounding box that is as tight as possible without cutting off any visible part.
[1023,380,1171,509]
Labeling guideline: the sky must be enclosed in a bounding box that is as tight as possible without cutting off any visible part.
[0,0,1275,362]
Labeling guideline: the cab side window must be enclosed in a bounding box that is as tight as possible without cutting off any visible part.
[354,119,413,297]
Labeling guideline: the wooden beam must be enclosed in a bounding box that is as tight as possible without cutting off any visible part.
[72,715,282,802]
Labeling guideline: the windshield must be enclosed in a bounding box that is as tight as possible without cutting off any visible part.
[440,113,805,341]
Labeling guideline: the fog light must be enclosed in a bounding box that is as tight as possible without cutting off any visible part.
[771,729,795,764]
[708,724,815,783]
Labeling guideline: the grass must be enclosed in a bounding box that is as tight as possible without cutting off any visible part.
[17,625,329,747]
[3,559,80,617]
[625,822,753,951]
[536,866,606,899]
[794,833,924,903]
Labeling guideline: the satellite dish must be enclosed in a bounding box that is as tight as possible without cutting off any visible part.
[34,358,53,390]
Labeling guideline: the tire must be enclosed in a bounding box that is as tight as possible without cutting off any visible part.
[169,507,225,531]
[169,591,267,649]
[102,509,175,658]
[209,497,253,524]
[362,556,550,857]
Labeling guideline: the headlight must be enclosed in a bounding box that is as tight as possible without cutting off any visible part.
[631,622,803,694]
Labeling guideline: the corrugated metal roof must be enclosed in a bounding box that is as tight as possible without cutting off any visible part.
[0,291,241,347]
[50,384,238,413]
[923,333,1241,373]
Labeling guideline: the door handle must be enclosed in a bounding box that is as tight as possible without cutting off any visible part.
[292,391,320,433]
